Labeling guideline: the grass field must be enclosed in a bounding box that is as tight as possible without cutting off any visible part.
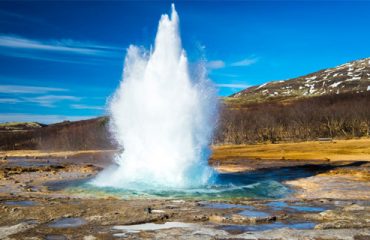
[1,138,370,162]
[211,138,370,162]
[0,149,116,158]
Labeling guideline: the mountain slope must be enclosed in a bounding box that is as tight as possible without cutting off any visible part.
[0,122,46,132]
[0,117,113,150]
[227,57,370,105]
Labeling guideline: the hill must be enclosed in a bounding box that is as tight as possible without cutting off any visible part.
[225,57,370,106]
[216,57,370,143]
[0,117,114,150]
[0,122,46,132]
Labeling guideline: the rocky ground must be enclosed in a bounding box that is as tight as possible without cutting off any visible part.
[0,153,369,240]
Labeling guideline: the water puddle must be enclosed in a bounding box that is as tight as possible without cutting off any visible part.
[45,235,67,240]
[4,200,37,206]
[6,158,53,167]
[112,222,194,233]
[289,205,326,212]
[265,201,288,209]
[200,200,326,219]
[197,200,328,234]
[238,209,270,218]
[220,221,316,233]
[113,233,128,238]
[266,201,326,212]
[48,218,86,228]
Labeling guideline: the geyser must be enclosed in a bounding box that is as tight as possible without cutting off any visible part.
[92,4,218,189]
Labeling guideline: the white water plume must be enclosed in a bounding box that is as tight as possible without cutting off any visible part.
[92,4,218,189]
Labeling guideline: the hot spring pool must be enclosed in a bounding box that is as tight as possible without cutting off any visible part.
[47,165,316,200]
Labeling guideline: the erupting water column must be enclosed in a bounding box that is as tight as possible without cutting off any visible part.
[92,4,218,189]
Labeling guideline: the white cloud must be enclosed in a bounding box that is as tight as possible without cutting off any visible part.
[0,84,67,94]
[207,56,258,70]
[216,83,249,89]
[0,9,51,27]
[0,84,82,107]
[0,113,96,124]
[0,35,119,55]
[211,73,239,78]
[231,57,259,67]
[71,104,105,110]
[206,60,225,69]
[0,34,123,62]
[0,98,21,103]
[24,95,81,107]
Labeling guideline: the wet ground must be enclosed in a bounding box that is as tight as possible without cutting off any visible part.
[0,155,369,239]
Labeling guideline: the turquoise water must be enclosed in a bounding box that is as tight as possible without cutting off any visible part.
[47,166,316,199]
[64,179,290,199]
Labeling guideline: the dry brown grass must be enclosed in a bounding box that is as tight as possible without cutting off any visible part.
[0,149,117,158]
[2,138,370,163]
[211,138,370,162]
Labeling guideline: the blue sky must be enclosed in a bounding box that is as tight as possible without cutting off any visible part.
[1,1,370,123]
